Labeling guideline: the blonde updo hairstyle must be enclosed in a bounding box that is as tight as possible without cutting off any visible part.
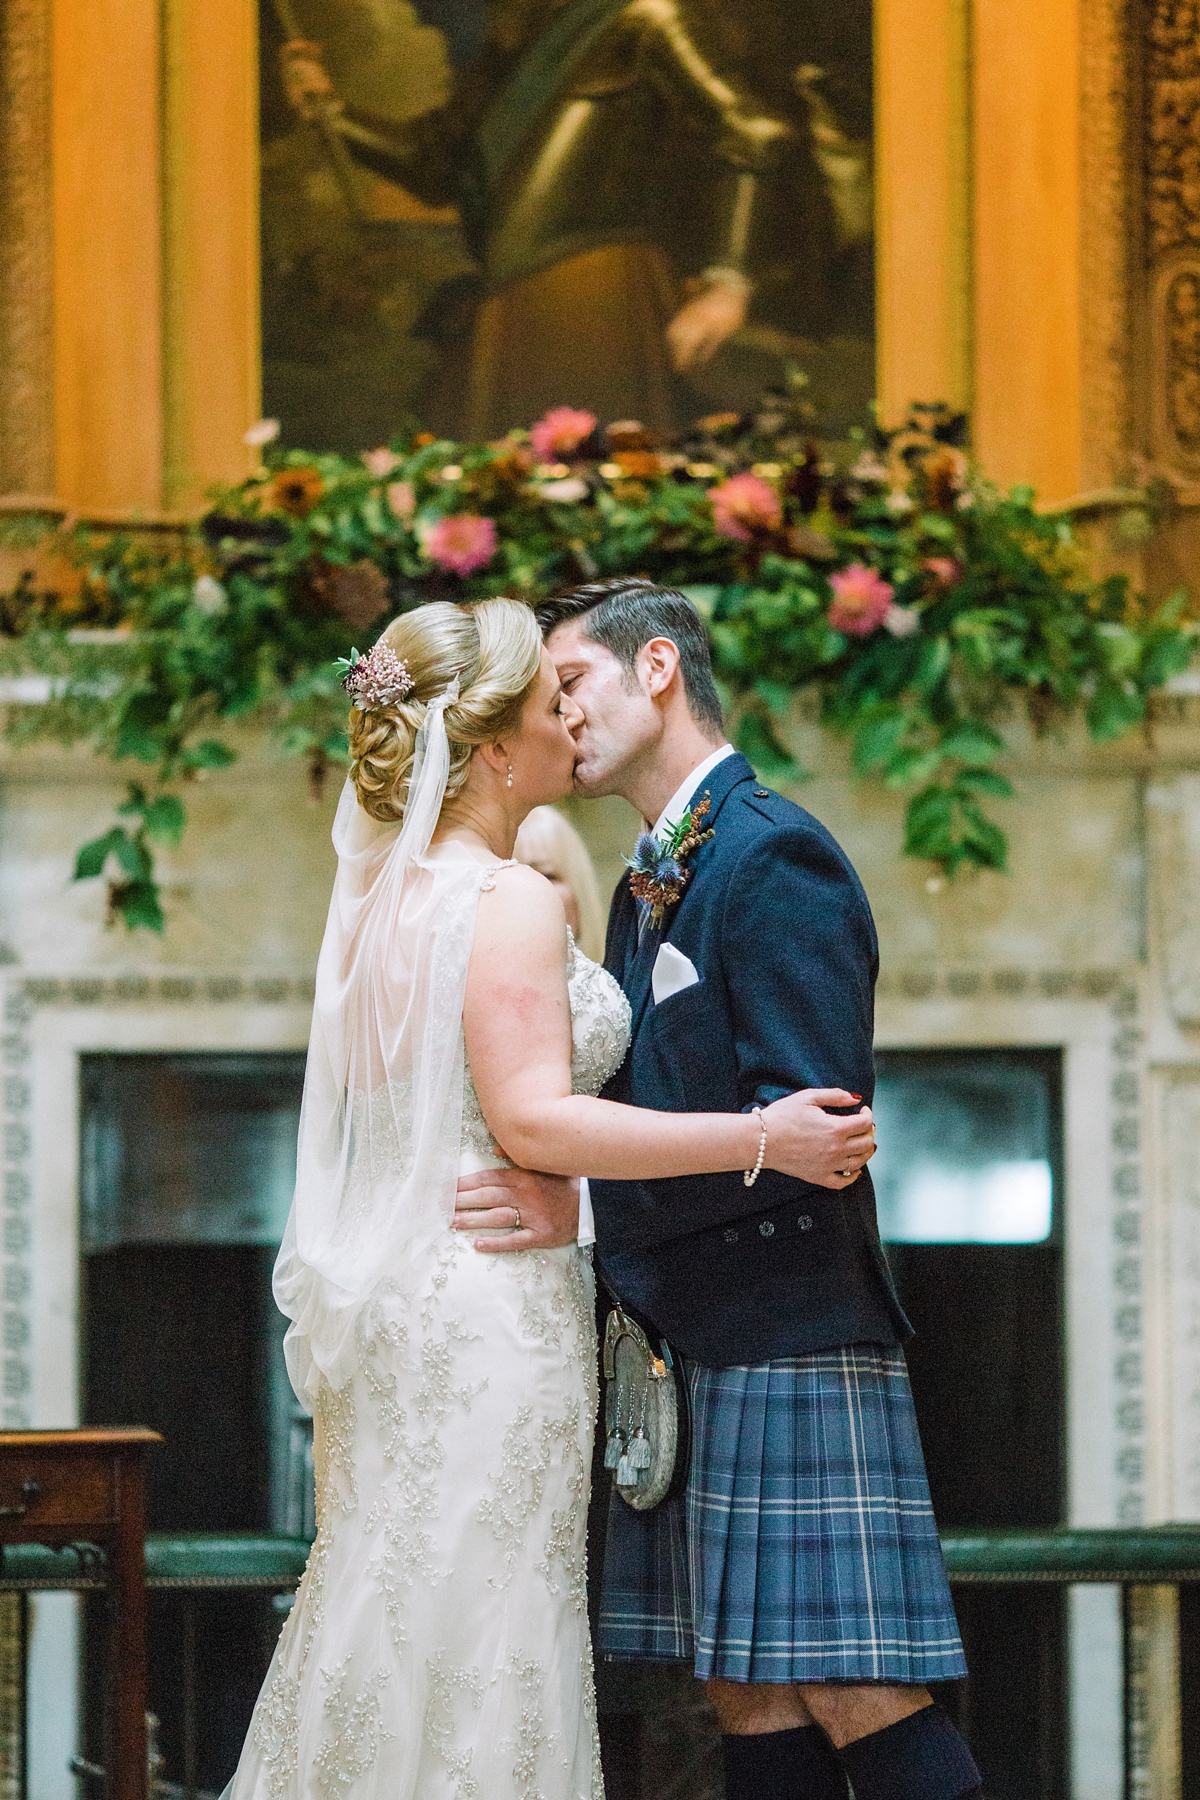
[348,598,543,824]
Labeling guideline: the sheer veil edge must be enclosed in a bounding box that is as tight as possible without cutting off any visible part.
[273,682,490,1406]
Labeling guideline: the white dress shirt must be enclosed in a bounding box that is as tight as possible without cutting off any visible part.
[578,743,736,1244]
[651,742,736,840]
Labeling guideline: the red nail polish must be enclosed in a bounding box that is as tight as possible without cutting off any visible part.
[849,1094,862,1101]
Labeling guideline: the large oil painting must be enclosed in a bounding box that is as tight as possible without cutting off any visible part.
[259,0,874,450]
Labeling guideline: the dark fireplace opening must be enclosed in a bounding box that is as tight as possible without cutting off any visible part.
[79,1051,308,1794]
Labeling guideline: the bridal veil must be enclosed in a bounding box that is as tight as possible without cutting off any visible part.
[273,683,490,1405]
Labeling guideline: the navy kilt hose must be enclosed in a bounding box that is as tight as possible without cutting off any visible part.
[599,1346,967,1685]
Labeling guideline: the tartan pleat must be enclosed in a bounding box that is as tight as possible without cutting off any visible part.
[599,1345,967,1685]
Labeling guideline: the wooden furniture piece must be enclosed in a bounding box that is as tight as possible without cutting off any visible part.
[0,1427,161,1800]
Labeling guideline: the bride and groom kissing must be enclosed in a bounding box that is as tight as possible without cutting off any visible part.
[225,579,981,1800]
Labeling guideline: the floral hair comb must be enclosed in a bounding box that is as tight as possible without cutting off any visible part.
[334,642,415,710]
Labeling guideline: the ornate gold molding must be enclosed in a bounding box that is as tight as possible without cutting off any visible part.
[1144,2,1200,495]
[1080,0,1137,491]
[0,0,54,496]
[1145,1,1200,260]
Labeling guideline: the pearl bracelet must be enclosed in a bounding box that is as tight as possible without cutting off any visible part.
[743,1105,767,1187]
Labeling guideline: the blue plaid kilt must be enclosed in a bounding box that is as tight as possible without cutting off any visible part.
[599,1344,967,1685]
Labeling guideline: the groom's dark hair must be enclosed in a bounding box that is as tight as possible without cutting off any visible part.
[535,578,723,731]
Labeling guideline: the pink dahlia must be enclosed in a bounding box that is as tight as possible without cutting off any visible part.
[828,563,894,636]
[529,407,597,460]
[708,472,782,542]
[422,512,497,577]
[921,556,963,589]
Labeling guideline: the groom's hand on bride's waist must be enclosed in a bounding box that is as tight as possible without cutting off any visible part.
[453,1167,581,1252]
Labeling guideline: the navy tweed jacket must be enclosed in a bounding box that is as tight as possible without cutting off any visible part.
[591,752,911,1368]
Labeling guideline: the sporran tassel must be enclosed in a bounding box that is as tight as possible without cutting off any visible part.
[628,1428,652,1470]
[616,1453,637,1486]
[604,1430,625,1471]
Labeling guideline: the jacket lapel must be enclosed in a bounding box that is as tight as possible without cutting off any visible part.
[604,871,638,983]
[624,752,757,1041]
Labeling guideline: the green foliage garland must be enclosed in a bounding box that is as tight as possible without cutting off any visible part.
[0,390,1193,930]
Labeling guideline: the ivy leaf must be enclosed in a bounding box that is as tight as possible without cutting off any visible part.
[1139,630,1195,689]
[1152,585,1189,629]
[110,879,165,934]
[115,720,164,761]
[955,767,1014,798]
[736,711,802,781]
[182,739,237,772]
[913,636,951,696]
[853,708,908,776]
[112,832,153,881]
[1096,623,1142,678]
[115,692,171,762]
[140,794,186,846]
[117,783,148,817]
[753,678,794,717]
[938,721,1005,763]
[955,799,1009,871]
[1087,680,1145,742]
[882,746,945,789]
[903,786,956,862]
[73,828,127,881]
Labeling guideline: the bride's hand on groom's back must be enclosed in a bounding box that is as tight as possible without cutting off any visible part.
[453,1166,581,1251]
[762,1090,877,1190]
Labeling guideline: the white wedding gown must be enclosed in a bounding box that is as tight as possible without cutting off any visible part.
[230,927,630,1800]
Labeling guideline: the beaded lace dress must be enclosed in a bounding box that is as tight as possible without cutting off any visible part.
[227,901,630,1800]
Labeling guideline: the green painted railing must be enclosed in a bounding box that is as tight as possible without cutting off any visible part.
[3,1524,1200,1590]
[2,1527,1196,1797]
[940,1525,1200,1583]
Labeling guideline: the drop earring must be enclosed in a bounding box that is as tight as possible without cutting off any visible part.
[506,764,514,789]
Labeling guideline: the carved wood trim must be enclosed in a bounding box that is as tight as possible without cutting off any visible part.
[1143,2,1200,496]
[0,0,55,496]
[1080,0,1138,491]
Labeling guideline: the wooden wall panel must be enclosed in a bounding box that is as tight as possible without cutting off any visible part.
[973,0,1084,504]
[52,0,163,511]
[874,0,972,425]
[162,0,260,509]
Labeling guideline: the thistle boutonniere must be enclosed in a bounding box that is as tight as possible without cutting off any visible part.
[625,795,715,930]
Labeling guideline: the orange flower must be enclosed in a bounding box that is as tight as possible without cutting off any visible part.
[923,448,969,511]
[270,467,324,517]
[696,411,742,436]
[606,420,661,452]
[612,450,662,479]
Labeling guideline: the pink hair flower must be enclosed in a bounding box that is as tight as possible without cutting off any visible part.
[421,512,497,577]
[827,563,895,636]
[335,642,415,711]
[529,407,598,460]
[708,472,782,542]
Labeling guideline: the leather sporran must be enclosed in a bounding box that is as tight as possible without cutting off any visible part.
[602,1307,690,1511]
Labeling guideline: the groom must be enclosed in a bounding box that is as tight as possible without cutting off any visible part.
[455,578,980,1800]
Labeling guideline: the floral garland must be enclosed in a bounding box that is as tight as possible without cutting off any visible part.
[0,382,1193,931]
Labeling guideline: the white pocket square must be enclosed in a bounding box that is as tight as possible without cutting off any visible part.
[652,942,701,1005]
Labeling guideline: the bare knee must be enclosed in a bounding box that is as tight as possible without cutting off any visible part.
[798,1682,932,1749]
[705,1677,814,1735]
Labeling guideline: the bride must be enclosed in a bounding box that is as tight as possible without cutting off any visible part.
[225,597,872,1800]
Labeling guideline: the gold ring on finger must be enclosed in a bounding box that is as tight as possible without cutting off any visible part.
[513,1207,521,1231]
